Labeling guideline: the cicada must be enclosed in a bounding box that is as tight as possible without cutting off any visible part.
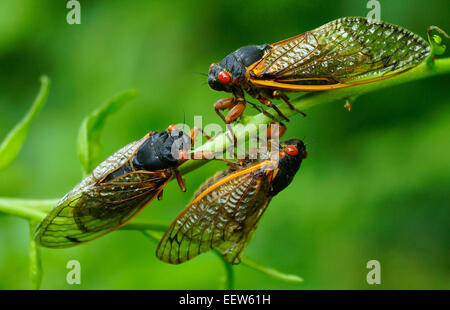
[208,17,430,123]
[35,125,198,248]
[156,138,308,264]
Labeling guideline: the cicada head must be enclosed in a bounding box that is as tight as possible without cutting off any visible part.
[208,44,271,92]
[166,126,192,162]
[208,60,235,92]
[279,139,308,161]
[269,138,307,196]
[132,126,192,171]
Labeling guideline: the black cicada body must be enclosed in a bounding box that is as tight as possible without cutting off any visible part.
[35,125,193,248]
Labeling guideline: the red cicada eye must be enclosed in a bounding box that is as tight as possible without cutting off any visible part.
[285,146,298,156]
[178,150,189,161]
[218,71,231,84]
[168,124,178,132]
[209,62,216,70]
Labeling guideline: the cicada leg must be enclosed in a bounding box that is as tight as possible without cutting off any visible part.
[250,122,286,160]
[188,127,212,146]
[189,127,222,160]
[266,122,287,140]
[272,90,306,117]
[174,169,186,192]
[255,94,290,122]
[214,97,246,124]
[214,97,233,124]
[213,97,243,152]
[247,100,286,128]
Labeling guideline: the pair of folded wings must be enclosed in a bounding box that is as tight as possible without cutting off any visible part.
[157,161,275,264]
[34,138,172,248]
[249,17,430,91]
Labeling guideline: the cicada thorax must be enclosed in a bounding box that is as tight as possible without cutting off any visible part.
[34,126,194,248]
[209,17,431,124]
[156,138,308,264]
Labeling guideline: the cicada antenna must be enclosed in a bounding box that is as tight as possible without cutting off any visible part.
[304,137,315,146]
[193,71,208,77]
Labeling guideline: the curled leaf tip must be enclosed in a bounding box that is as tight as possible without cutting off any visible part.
[427,26,449,58]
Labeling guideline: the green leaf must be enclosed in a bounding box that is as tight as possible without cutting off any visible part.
[29,222,42,290]
[77,90,138,175]
[241,256,304,283]
[0,76,50,170]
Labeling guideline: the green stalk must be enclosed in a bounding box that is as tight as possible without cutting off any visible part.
[0,198,56,221]
[29,222,43,289]
[213,250,235,290]
[241,256,303,283]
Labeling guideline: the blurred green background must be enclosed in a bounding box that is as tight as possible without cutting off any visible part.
[0,0,449,289]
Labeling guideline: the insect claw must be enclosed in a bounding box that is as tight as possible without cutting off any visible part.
[257,95,290,122]
[287,102,306,117]
[157,190,164,200]
[276,92,305,117]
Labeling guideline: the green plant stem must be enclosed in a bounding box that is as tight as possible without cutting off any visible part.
[241,256,303,283]
[120,220,169,232]
[0,198,57,221]
[213,249,235,290]
[29,222,42,290]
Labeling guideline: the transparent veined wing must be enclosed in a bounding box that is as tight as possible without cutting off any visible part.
[250,17,430,90]
[34,136,172,248]
[157,161,275,264]
[35,169,172,248]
